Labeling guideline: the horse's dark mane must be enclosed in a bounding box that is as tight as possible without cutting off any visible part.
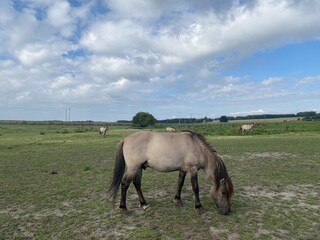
[215,159,234,198]
[182,130,234,198]
[181,130,217,154]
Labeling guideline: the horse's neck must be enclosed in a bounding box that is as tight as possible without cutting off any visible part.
[204,151,218,184]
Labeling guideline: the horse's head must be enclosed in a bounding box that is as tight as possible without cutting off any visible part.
[210,177,233,215]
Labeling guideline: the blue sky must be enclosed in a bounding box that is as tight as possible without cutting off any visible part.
[1,0,320,121]
[223,41,320,79]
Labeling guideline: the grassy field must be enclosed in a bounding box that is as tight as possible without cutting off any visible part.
[0,123,319,239]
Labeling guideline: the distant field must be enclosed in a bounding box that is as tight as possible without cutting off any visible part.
[228,117,301,123]
[0,123,319,239]
[170,120,320,136]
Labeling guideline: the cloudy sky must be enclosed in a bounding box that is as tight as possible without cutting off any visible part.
[1,0,320,121]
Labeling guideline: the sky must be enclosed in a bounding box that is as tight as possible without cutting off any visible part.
[1,0,320,122]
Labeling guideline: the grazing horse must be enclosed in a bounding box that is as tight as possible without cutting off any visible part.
[239,123,255,135]
[108,130,233,215]
[99,126,108,136]
[165,127,176,132]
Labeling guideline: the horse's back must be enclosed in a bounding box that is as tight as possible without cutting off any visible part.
[166,127,176,132]
[123,131,199,172]
[241,124,253,130]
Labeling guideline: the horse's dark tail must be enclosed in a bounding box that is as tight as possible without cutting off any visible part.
[108,140,125,203]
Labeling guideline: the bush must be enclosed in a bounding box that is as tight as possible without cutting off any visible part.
[220,116,228,123]
[132,112,156,127]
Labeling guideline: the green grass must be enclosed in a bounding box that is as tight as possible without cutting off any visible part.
[154,120,320,137]
[0,123,319,239]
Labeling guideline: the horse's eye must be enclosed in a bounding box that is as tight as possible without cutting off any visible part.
[221,191,226,195]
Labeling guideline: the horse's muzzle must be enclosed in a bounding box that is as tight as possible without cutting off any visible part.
[219,208,231,215]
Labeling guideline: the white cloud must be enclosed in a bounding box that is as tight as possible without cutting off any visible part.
[231,109,266,116]
[16,43,51,66]
[219,0,320,53]
[82,55,151,83]
[61,84,92,98]
[49,75,75,89]
[46,0,74,37]
[80,20,151,55]
[262,77,284,86]
[16,91,31,101]
[111,78,130,88]
[106,0,168,19]
[297,76,320,84]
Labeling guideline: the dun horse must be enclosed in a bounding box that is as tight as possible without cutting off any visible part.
[165,127,176,132]
[108,130,233,215]
[239,123,255,135]
[99,126,108,136]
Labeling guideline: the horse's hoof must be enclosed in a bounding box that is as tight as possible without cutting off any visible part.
[196,206,205,214]
[118,207,131,216]
[118,206,128,211]
[174,199,183,206]
[139,204,150,211]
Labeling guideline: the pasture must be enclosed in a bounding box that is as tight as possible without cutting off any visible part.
[0,122,319,239]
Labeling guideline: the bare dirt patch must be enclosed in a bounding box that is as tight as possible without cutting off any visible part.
[245,152,297,159]
[223,152,297,163]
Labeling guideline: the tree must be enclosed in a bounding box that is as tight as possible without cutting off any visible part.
[297,111,316,117]
[220,115,228,123]
[132,112,156,127]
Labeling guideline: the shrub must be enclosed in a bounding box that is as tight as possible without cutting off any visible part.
[132,112,156,127]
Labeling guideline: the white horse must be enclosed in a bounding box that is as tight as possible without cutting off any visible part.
[239,123,255,135]
[165,127,176,132]
[99,126,108,136]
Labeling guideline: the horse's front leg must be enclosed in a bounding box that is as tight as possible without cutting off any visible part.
[133,169,149,210]
[190,172,204,212]
[175,171,186,205]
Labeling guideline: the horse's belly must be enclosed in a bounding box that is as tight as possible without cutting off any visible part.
[146,155,183,172]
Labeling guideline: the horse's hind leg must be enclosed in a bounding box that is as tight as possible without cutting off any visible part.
[133,169,149,210]
[175,171,186,205]
[119,171,136,210]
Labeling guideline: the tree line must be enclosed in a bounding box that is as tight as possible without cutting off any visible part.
[157,111,320,124]
[121,111,320,127]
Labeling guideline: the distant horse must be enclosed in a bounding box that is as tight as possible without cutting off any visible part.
[99,126,108,136]
[165,127,176,132]
[239,123,255,135]
[108,130,233,215]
